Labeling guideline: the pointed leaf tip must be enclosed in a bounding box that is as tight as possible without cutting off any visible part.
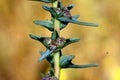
[38,49,54,62]
[42,5,57,18]
[63,38,80,48]
[69,38,80,42]
[51,31,59,40]
[60,55,75,68]
[39,51,54,64]
[29,34,44,42]
[67,4,75,10]
[72,14,80,19]
[58,17,99,27]
[68,63,99,68]
[29,34,38,40]
[33,20,54,31]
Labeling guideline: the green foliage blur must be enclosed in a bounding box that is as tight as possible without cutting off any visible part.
[0,0,120,80]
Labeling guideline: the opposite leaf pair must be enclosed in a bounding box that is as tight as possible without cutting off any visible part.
[29,32,80,62]
[33,1,98,32]
[40,51,98,69]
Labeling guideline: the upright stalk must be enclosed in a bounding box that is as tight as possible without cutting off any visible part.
[30,0,99,79]
[52,0,61,79]
[54,51,60,79]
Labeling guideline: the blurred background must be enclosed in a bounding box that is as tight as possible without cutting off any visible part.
[0,0,120,80]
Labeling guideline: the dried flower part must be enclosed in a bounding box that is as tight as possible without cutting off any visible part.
[50,44,57,50]
[44,37,66,50]
[53,7,71,18]
[53,8,61,14]
[52,38,66,46]
[42,74,58,80]
[61,7,71,18]
[44,37,52,45]
[51,77,58,80]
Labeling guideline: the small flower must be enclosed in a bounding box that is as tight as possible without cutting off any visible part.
[43,37,66,50]
[42,73,58,80]
[44,37,52,45]
[61,7,71,18]
[50,44,57,50]
[53,7,71,18]
[56,37,66,47]
[50,37,66,50]
[42,74,51,80]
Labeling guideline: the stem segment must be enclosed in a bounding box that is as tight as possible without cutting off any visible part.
[52,0,61,79]
[54,51,60,79]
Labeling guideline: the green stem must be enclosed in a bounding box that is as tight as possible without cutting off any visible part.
[52,0,58,8]
[54,51,60,79]
[52,0,61,79]
[53,15,61,79]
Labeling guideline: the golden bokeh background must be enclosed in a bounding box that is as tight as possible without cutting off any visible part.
[0,0,120,80]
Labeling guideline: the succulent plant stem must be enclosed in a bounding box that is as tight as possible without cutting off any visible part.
[29,0,99,79]
[52,0,61,79]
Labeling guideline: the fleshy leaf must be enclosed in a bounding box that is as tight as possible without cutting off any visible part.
[40,51,54,64]
[58,17,99,27]
[67,4,75,10]
[29,0,56,3]
[58,1,62,9]
[51,31,59,40]
[50,67,54,76]
[60,23,67,30]
[38,49,54,62]
[67,64,99,68]
[42,5,57,18]
[58,12,64,18]
[29,34,50,48]
[72,14,80,19]
[63,38,80,48]
[60,55,75,68]
[29,34,44,42]
[60,55,98,68]
[33,20,54,31]
[59,19,69,30]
